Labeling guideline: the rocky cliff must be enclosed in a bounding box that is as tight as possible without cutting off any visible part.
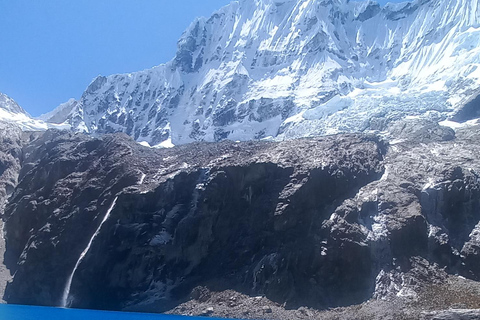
[0,122,24,303]
[2,119,480,318]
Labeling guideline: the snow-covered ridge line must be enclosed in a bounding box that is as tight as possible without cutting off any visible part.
[0,93,70,131]
[46,0,480,146]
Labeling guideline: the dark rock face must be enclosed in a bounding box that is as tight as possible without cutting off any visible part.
[3,132,385,309]
[3,131,142,306]
[0,122,25,302]
[0,122,24,214]
[451,92,480,123]
[70,140,384,310]
[2,124,480,315]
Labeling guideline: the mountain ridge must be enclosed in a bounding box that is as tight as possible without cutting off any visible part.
[6,0,480,146]
[0,93,54,131]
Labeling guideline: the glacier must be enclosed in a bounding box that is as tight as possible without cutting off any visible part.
[30,0,480,145]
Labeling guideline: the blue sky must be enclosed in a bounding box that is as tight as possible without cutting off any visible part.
[0,0,403,116]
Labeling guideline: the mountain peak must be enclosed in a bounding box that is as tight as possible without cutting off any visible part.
[43,0,480,146]
[0,93,28,115]
[0,92,73,131]
[38,98,78,124]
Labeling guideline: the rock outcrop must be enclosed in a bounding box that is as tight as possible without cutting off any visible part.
[0,122,25,303]
[1,121,480,318]
[2,131,385,309]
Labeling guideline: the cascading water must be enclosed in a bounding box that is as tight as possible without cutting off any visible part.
[139,172,146,185]
[60,196,118,307]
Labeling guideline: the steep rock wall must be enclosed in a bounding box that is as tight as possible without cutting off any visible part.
[2,123,480,314]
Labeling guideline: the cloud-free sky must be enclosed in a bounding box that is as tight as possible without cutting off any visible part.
[0,0,406,116]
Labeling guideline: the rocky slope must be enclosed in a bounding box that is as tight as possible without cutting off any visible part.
[45,0,480,147]
[1,119,480,318]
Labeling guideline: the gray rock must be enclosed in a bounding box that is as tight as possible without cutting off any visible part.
[2,123,480,318]
[3,132,385,309]
[0,121,24,303]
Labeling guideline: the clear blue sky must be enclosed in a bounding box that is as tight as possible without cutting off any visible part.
[0,0,403,116]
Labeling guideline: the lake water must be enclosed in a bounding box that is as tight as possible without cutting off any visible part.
[0,304,233,320]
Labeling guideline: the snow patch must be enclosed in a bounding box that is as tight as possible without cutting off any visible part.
[440,119,480,129]
[155,138,175,149]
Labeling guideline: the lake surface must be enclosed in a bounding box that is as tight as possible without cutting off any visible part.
[0,304,234,320]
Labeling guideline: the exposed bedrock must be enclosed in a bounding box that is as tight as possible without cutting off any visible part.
[0,122,25,303]
[3,131,142,306]
[2,122,480,313]
[70,160,382,310]
[2,132,385,309]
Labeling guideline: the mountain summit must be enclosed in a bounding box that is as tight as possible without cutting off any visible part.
[0,93,52,131]
[46,0,480,146]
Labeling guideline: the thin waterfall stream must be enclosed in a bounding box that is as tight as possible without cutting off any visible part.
[60,196,118,307]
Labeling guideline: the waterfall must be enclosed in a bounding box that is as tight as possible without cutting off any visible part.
[138,172,146,185]
[60,196,118,307]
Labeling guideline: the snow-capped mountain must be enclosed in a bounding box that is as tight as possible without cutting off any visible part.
[0,93,52,131]
[49,0,480,146]
[38,98,78,124]
[0,93,27,115]
[0,92,73,131]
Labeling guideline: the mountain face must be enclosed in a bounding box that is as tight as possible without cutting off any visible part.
[1,131,383,309]
[47,0,480,146]
[38,98,79,125]
[2,121,480,319]
[0,93,51,131]
[0,122,23,303]
[0,93,73,132]
[0,94,26,115]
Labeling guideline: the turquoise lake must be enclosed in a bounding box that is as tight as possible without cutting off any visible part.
[0,304,235,320]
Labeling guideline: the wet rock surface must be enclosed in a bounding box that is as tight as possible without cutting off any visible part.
[1,121,480,318]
